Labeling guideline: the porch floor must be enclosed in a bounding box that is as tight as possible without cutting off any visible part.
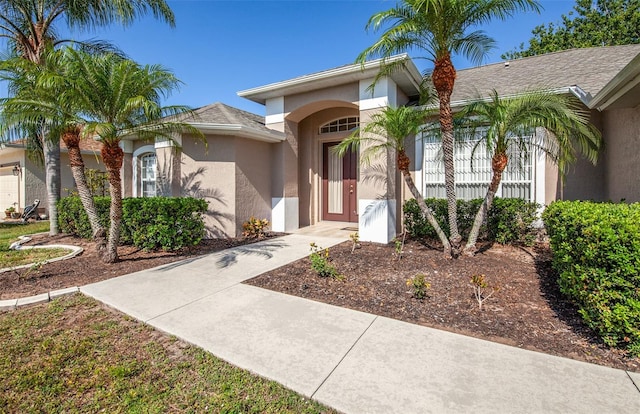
[290,221,356,238]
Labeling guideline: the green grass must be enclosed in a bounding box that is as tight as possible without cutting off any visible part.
[0,222,72,268]
[0,222,50,249]
[0,295,336,413]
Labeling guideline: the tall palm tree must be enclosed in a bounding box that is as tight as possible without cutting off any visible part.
[0,50,106,250]
[0,0,175,235]
[337,105,452,253]
[459,90,602,255]
[358,0,541,256]
[66,50,203,263]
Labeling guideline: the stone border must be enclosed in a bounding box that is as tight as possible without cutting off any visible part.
[1,234,83,274]
[0,287,79,311]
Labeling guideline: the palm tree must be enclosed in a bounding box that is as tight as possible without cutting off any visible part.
[459,90,602,255]
[0,50,107,250]
[337,105,452,253]
[66,50,202,263]
[358,0,541,256]
[0,0,175,235]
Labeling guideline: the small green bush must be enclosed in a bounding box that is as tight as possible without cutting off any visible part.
[121,197,208,251]
[309,242,341,279]
[543,201,640,355]
[403,197,538,245]
[487,198,539,246]
[58,196,208,251]
[58,196,110,238]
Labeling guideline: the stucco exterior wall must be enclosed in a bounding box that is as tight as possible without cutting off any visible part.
[235,139,272,235]
[181,134,237,238]
[284,83,360,116]
[23,156,45,213]
[603,106,640,202]
[560,110,607,202]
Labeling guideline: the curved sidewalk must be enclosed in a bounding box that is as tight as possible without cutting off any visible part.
[81,233,640,413]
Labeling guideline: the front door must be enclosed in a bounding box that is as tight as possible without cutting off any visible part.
[322,142,357,222]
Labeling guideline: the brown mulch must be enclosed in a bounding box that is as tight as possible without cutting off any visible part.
[2,233,638,374]
[0,233,277,300]
[246,239,640,374]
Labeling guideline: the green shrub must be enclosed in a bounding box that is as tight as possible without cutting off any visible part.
[58,196,110,238]
[121,197,208,251]
[58,196,208,251]
[487,198,539,246]
[403,197,537,245]
[309,242,341,279]
[543,201,640,355]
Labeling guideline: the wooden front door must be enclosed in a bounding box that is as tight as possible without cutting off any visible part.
[322,142,358,222]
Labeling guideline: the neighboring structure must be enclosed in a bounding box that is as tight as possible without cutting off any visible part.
[2,46,639,241]
[0,138,103,217]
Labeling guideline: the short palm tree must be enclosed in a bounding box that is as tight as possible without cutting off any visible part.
[337,105,452,253]
[358,0,541,256]
[0,0,175,235]
[459,90,602,255]
[0,49,107,250]
[66,50,203,263]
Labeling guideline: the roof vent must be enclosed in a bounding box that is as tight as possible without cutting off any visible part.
[504,61,510,68]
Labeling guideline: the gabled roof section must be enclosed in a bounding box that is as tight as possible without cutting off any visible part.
[170,102,285,143]
[451,44,640,106]
[238,54,422,105]
[588,51,640,110]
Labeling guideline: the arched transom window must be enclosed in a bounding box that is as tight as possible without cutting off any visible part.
[319,117,359,134]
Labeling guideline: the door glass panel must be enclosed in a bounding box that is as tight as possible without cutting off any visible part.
[327,146,343,214]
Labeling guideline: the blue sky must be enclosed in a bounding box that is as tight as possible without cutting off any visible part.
[8,0,577,114]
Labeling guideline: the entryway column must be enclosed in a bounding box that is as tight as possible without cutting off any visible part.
[357,78,398,244]
[267,97,299,232]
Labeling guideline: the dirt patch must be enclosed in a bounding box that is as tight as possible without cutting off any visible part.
[245,239,640,373]
[0,233,280,300]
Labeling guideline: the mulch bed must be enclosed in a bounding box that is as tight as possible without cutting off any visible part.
[0,233,275,300]
[2,233,638,374]
[245,239,640,373]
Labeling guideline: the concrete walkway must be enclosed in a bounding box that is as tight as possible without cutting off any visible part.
[81,232,640,414]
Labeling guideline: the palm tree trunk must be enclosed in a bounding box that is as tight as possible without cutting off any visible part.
[62,126,106,253]
[463,152,508,256]
[43,133,61,235]
[433,53,461,255]
[398,150,452,256]
[101,141,124,263]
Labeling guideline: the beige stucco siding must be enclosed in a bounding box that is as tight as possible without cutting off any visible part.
[181,135,237,237]
[603,106,640,202]
[284,83,359,118]
[235,139,272,235]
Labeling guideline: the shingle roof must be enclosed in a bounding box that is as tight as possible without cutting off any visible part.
[451,44,640,104]
[190,102,272,133]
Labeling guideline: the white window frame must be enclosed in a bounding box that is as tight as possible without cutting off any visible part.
[417,127,539,202]
[132,145,155,198]
[319,117,359,134]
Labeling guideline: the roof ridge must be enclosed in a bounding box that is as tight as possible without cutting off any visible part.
[460,44,640,73]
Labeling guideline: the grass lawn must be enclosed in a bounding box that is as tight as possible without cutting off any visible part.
[0,295,335,413]
[0,222,72,269]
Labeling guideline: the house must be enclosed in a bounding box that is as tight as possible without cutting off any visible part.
[0,138,103,217]
[2,45,639,242]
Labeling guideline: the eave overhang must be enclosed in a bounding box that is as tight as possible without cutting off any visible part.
[238,54,422,105]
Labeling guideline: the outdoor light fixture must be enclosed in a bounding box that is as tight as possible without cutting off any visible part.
[12,165,21,176]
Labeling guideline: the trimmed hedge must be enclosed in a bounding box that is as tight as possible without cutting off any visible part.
[58,196,208,251]
[403,197,538,245]
[543,201,640,355]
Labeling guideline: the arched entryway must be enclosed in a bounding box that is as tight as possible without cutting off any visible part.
[322,141,357,222]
